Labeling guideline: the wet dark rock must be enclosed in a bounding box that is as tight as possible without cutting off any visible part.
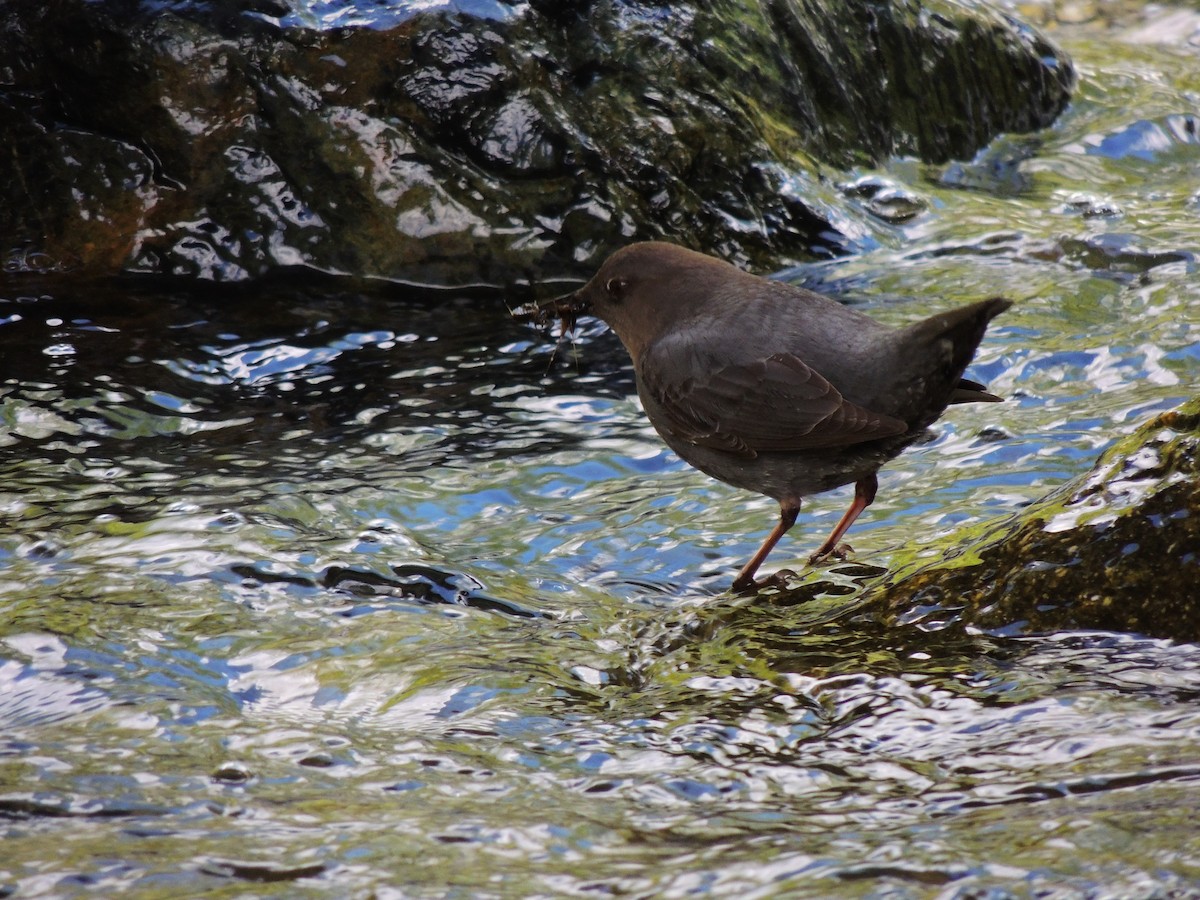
[1058,194,1125,219]
[1058,234,1194,278]
[840,176,928,224]
[936,135,1041,195]
[0,0,1073,285]
[211,762,255,784]
[875,398,1200,643]
[200,858,327,882]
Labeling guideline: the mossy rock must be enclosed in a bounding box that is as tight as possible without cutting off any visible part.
[874,399,1200,642]
[0,0,1072,284]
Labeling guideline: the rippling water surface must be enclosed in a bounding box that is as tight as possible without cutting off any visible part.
[3,16,1200,899]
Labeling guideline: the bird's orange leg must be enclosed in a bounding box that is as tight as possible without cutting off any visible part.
[733,502,799,591]
[808,474,878,564]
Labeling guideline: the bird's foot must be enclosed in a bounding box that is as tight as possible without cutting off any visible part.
[731,574,758,593]
[731,569,798,594]
[808,542,854,565]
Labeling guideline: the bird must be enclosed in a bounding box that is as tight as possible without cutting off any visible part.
[523,241,1011,591]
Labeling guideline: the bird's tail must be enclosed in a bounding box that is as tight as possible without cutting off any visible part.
[904,296,1012,410]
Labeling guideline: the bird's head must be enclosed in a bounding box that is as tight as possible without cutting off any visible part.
[549,242,739,360]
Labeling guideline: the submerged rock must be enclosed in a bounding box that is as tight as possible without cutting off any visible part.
[0,0,1073,284]
[875,398,1200,642]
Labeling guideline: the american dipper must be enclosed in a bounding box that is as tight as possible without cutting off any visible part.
[524,242,1011,591]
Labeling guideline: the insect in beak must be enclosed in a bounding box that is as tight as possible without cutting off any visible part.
[510,289,589,335]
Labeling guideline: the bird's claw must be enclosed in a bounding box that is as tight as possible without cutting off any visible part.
[808,542,854,565]
[731,574,758,593]
[731,569,797,593]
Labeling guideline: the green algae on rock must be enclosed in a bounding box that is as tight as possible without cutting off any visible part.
[875,399,1200,642]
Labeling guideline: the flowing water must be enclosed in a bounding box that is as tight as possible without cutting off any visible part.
[2,10,1200,899]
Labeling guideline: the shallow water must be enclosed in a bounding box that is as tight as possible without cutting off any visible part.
[3,13,1200,899]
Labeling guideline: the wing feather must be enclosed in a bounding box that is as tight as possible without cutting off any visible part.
[642,348,909,458]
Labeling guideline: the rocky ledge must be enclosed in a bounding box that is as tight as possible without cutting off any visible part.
[875,398,1200,643]
[1,0,1073,285]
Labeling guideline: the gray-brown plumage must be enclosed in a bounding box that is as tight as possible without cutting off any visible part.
[531,241,1011,591]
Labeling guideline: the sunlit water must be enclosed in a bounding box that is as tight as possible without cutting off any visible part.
[2,15,1200,899]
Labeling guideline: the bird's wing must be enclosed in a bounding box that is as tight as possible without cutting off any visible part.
[641,347,909,458]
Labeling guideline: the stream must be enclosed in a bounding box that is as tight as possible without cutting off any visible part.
[2,6,1199,898]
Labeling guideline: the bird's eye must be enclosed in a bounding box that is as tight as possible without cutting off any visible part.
[605,277,627,300]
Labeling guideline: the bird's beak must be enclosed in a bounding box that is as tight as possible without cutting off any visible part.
[511,288,591,333]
